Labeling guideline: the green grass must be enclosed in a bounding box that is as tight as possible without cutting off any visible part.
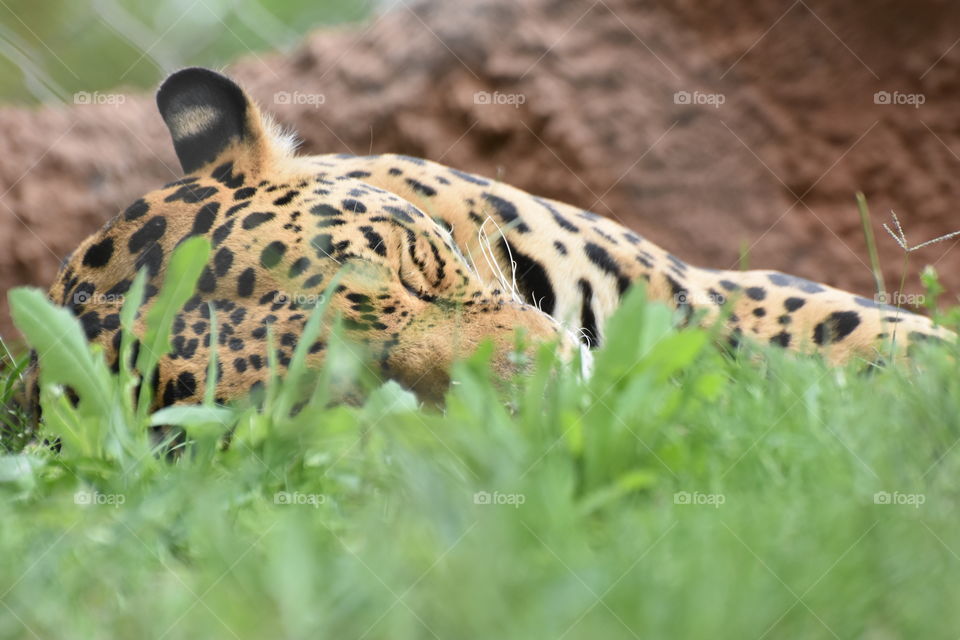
[0,0,371,104]
[2,237,960,638]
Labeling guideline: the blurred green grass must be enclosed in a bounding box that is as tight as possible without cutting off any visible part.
[2,234,960,637]
[0,0,372,104]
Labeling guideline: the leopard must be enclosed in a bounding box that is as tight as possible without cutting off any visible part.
[26,67,956,416]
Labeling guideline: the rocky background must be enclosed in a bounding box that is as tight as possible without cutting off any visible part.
[3,0,960,338]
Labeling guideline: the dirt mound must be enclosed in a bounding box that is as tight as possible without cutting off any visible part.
[3,0,960,339]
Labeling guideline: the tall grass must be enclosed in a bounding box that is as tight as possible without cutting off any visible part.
[1,238,960,638]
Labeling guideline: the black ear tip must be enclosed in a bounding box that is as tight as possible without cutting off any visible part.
[156,67,250,174]
[156,67,239,111]
[156,67,246,125]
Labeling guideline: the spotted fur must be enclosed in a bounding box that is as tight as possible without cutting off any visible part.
[33,68,956,412]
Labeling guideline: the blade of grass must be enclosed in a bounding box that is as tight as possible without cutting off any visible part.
[135,237,211,421]
[118,269,147,419]
[274,273,343,420]
[204,302,219,406]
[856,192,886,299]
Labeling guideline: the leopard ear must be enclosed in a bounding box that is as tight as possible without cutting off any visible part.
[157,67,273,174]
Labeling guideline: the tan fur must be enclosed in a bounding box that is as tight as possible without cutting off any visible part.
[169,105,220,139]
